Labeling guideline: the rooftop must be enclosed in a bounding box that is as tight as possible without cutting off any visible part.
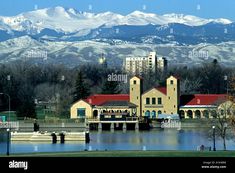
[98,100,137,108]
[180,94,227,106]
[85,94,129,106]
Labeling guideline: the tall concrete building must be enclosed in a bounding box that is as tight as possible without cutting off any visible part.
[124,52,167,75]
[157,57,168,72]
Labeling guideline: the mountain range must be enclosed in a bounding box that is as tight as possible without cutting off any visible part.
[0,6,235,67]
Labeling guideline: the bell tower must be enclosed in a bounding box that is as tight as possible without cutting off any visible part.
[166,76,180,115]
[130,76,143,117]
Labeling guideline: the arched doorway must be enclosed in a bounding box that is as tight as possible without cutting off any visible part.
[151,111,156,119]
[187,110,193,119]
[195,110,201,118]
[179,110,185,119]
[158,110,162,115]
[145,110,150,117]
[203,110,209,118]
[93,110,98,118]
[211,110,217,118]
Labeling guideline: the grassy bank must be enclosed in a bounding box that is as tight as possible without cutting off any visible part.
[1,150,235,157]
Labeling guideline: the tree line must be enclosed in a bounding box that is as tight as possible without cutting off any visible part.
[0,59,234,119]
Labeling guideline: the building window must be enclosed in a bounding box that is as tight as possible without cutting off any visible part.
[168,96,170,99]
[174,105,176,108]
[158,110,162,115]
[151,111,156,119]
[145,110,150,117]
[132,88,133,91]
[146,98,150,105]
[158,98,162,105]
[170,80,174,85]
[134,80,136,84]
[137,96,138,100]
[77,108,85,117]
[152,98,156,104]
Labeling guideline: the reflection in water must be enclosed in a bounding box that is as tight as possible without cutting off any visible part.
[0,128,235,154]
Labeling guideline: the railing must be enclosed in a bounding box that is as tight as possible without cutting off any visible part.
[100,112,129,116]
[86,118,100,122]
[126,117,139,121]
[87,116,139,122]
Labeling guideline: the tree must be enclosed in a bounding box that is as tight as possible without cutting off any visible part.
[227,74,235,138]
[16,84,36,118]
[180,77,202,94]
[142,69,158,92]
[73,71,90,102]
[101,79,122,94]
[199,59,225,94]
[209,100,234,151]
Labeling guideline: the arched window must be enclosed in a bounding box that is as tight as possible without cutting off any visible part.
[187,110,193,119]
[203,110,209,118]
[211,110,217,118]
[195,110,201,118]
[145,110,150,117]
[93,110,98,118]
[179,110,185,119]
[158,110,162,115]
[151,111,156,119]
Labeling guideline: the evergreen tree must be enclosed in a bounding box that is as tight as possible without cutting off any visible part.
[16,99,36,119]
[16,84,36,118]
[101,79,121,94]
[73,71,90,102]
[199,59,225,94]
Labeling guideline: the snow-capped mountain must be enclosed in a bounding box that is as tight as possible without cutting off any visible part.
[0,7,234,45]
[1,36,235,67]
[0,6,232,33]
[0,6,235,67]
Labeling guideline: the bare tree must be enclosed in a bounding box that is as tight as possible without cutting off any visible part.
[180,77,202,94]
[209,99,234,151]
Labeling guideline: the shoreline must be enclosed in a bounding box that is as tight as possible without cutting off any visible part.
[1,150,235,157]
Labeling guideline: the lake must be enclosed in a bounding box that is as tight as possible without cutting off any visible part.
[0,128,235,154]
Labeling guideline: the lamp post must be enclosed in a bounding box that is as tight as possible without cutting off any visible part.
[0,93,11,156]
[212,125,216,151]
[224,75,228,95]
[6,128,10,155]
[0,93,10,122]
[223,123,228,151]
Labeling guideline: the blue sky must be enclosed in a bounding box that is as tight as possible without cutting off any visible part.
[0,0,234,21]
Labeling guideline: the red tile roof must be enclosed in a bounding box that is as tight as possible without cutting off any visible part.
[84,93,227,107]
[171,75,180,80]
[180,94,227,106]
[142,87,167,95]
[134,75,143,80]
[156,87,167,95]
[85,94,129,106]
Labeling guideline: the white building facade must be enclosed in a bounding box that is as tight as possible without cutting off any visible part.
[124,52,167,75]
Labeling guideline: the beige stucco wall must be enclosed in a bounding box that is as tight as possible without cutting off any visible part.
[142,88,166,117]
[179,101,235,119]
[130,76,142,117]
[179,107,214,119]
[166,76,180,114]
[70,100,93,119]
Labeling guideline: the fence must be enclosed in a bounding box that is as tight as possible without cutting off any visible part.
[14,121,86,132]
